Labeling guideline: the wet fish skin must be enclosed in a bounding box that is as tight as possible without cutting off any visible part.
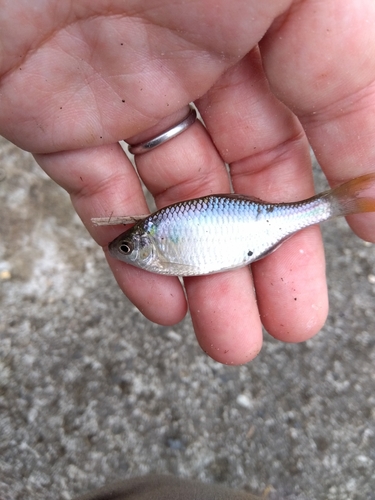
[108,174,375,276]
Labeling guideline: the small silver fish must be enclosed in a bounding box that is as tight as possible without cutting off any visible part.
[105,174,375,276]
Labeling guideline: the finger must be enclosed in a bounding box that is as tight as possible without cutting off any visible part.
[260,0,375,241]
[127,107,263,364]
[34,143,187,326]
[187,270,262,365]
[196,49,328,342]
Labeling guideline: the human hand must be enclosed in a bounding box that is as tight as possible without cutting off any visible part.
[1,0,374,364]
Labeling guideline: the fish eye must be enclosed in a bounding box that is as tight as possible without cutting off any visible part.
[119,240,133,255]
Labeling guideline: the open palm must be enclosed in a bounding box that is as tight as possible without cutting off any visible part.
[1,0,375,364]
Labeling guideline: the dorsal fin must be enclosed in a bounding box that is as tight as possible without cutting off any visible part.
[218,193,265,203]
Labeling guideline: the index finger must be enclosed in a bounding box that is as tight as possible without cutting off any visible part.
[34,143,187,326]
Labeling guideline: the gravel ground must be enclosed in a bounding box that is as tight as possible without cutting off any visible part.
[0,136,374,500]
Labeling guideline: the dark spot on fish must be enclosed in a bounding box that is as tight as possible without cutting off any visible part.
[121,43,124,45]
[122,99,125,103]
[80,176,83,181]
[247,250,253,257]
[267,205,275,213]
[294,298,297,301]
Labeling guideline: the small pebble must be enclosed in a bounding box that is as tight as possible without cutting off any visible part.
[236,394,252,409]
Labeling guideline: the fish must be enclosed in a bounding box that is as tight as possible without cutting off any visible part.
[101,174,375,276]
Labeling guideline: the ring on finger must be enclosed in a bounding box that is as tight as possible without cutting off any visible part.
[128,105,197,156]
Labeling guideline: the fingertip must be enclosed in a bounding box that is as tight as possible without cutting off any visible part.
[106,255,188,326]
[261,294,328,343]
[253,228,329,343]
[346,213,375,243]
[197,333,263,366]
[185,269,264,365]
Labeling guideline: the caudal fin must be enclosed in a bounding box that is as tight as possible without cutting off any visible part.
[328,173,375,217]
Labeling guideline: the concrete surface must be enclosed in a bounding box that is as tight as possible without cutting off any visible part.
[0,136,374,500]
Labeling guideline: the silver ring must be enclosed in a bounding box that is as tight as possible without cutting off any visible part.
[128,105,197,155]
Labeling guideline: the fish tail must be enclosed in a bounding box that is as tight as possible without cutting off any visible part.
[327,173,375,217]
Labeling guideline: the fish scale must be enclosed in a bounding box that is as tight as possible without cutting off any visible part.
[138,195,331,275]
[107,174,375,276]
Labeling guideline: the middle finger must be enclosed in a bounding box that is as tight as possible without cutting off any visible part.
[127,105,263,365]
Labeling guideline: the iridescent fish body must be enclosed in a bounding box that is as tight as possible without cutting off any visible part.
[107,174,375,276]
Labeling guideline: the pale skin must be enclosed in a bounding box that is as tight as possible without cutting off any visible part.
[1,0,375,365]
